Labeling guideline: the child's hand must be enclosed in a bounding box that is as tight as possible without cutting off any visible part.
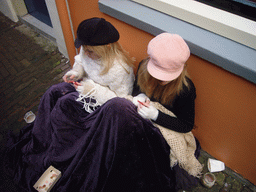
[63,70,79,82]
[133,93,149,106]
[137,100,150,109]
[76,80,95,95]
[137,104,159,121]
[72,81,81,89]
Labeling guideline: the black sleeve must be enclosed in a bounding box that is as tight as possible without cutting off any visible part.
[132,78,141,97]
[132,61,143,97]
[153,80,196,133]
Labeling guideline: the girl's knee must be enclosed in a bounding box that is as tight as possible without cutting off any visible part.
[104,97,135,112]
[46,82,76,96]
[57,92,79,107]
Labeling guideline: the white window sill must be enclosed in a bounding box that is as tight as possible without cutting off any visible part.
[132,0,256,50]
[98,0,256,84]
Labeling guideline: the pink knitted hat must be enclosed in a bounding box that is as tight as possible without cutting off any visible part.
[147,33,190,81]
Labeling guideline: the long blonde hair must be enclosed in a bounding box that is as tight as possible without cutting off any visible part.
[137,58,190,105]
[83,42,135,75]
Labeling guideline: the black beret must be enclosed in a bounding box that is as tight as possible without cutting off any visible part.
[74,17,120,48]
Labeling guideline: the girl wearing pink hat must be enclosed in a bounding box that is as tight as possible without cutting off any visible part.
[133,33,195,132]
[132,33,201,191]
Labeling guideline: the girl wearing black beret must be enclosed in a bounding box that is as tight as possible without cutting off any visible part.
[63,17,135,112]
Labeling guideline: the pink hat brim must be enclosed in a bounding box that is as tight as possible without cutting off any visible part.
[147,59,184,81]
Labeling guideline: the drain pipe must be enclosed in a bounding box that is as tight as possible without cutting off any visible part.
[55,0,77,66]
[64,0,77,55]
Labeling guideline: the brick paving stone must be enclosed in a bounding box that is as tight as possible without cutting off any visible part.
[14,78,36,92]
[11,59,25,73]
[2,86,15,99]
[11,71,30,86]
[0,62,10,78]
[215,172,226,186]
[226,176,243,192]
[20,58,31,67]
[61,63,71,71]
[20,72,36,84]
[241,186,254,192]
[5,94,26,113]
[0,49,7,60]
[0,52,17,75]
[5,43,25,64]
[31,53,51,65]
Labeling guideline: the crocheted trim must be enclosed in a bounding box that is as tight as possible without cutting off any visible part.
[151,101,203,178]
[76,88,101,113]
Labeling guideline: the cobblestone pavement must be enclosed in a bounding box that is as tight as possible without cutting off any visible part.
[0,12,71,192]
[0,12,255,192]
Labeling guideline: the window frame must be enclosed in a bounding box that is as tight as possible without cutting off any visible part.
[131,0,256,50]
[194,0,256,22]
[98,0,256,84]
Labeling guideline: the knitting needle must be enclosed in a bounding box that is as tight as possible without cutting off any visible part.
[68,80,79,86]
[138,100,150,107]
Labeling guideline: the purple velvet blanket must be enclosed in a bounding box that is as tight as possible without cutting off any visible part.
[5,83,179,191]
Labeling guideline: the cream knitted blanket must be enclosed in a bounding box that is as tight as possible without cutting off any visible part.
[126,96,203,177]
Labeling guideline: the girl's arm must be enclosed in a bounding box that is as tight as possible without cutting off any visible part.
[63,50,86,82]
[96,62,134,101]
[154,82,196,133]
[76,63,134,105]
[155,97,196,133]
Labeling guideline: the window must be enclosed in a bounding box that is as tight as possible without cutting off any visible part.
[131,0,256,50]
[195,0,256,22]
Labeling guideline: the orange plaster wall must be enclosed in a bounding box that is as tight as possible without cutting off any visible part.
[189,56,256,181]
[67,0,152,69]
[57,0,256,185]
